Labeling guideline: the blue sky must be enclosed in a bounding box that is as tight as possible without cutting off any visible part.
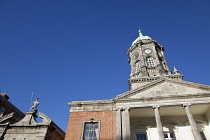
[0,0,210,131]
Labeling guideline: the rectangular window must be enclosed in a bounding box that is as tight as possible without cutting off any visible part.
[136,61,141,72]
[136,134,147,140]
[82,122,99,140]
[0,107,5,117]
[146,57,155,67]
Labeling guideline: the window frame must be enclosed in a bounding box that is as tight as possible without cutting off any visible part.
[81,120,100,140]
[135,61,141,73]
[136,133,148,140]
[0,107,5,117]
[146,57,155,68]
[200,131,207,140]
[164,132,176,140]
[132,129,149,140]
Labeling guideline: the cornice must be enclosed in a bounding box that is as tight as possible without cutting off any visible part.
[166,79,210,91]
[0,112,15,123]
[129,74,183,84]
[114,93,210,103]
[128,74,184,89]
[68,99,114,107]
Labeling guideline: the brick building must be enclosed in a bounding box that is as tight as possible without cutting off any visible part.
[0,111,65,140]
[65,30,210,140]
[0,93,25,124]
[0,95,65,140]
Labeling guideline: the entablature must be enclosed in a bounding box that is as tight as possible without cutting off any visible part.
[115,95,210,109]
[69,100,116,112]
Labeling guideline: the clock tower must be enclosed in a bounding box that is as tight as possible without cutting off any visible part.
[128,30,183,90]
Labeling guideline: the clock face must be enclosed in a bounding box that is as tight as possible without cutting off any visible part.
[133,53,139,60]
[144,49,152,54]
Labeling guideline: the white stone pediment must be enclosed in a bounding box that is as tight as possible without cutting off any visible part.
[115,79,210,99]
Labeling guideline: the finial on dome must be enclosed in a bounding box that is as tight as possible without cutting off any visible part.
[138,29,143,38]
[131,29,152,46]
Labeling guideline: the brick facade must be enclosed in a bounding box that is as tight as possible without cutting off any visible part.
[65,111,116,140]
[0,93,25,124]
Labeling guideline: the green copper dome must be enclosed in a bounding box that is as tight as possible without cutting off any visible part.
[131,30,152,46]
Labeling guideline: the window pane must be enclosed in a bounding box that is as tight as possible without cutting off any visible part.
[200,132,207,140]
[136,134,147,140]
[0,107,5,117]
[136,61,141,72]
[146,57,155,67]
[164,134,168,138]
[83,122,99,140]
[164,132,176,140]
[170,133,174,138]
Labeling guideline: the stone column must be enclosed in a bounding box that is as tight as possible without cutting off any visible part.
[116,108,122,140]
[183,103,202,140]
[121,107,131,140]
[152,105,164,140]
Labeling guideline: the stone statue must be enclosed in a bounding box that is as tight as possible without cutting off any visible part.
[30,98,39,112]
[174,67,179,74]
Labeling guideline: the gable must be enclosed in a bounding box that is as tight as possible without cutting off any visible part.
[115,79,210,99]
[130,81,209,99]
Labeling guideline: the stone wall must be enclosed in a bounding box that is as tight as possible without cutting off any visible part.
[0,126,48,140]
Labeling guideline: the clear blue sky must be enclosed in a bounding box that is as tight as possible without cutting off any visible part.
[0,0,210,131]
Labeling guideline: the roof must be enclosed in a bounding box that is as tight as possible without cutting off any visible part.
[68,78,210,106]
[115,78,210,100]
[131,30,152,46]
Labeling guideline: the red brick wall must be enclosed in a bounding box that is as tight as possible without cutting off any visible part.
[65,111,116,140]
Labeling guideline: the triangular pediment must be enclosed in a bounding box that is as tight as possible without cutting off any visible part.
[115,78,210,100]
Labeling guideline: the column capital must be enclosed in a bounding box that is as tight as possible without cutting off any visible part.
[146,126,151,128]
[116,107,123,111]
[182,103,191,109]
[122,107,130,111]
[152,105,160,111]
[116,107,130,111]
[121,107,131,139]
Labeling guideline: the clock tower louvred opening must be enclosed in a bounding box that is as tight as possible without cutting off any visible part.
[127,30,183,90]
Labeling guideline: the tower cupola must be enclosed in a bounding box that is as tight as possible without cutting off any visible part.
[127,30,183,90]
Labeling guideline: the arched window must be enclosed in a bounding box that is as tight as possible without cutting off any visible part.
[146,57,155,67]
[135,61,141,72]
